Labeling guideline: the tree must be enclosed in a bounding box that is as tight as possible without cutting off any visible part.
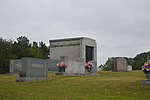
[0,36,50,74]
[39,41,49,59]
[126,58,134,65]
[12,36,31,58]
[131,52,149,70]
[0,37,15,73]
[28,41,43,58]
[102,57,114,71]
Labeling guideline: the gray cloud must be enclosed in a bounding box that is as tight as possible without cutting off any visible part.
[1,0,150,64]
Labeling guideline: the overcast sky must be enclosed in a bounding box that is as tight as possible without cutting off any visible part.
[1,0,150,65]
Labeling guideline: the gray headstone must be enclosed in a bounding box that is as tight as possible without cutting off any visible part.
[10,58,48,82]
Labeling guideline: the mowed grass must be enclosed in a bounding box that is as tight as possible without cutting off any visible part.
[0,71,150,100]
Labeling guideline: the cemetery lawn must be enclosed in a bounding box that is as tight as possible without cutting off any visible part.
[0,71,150,100]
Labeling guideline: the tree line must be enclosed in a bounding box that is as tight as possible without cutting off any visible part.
[100,52,150,71]
[0,36,49,74]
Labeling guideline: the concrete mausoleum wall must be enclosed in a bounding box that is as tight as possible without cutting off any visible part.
[49,38,81,60]
[49,37,97,74]
[47,59,60,72]
[113,57,127,72]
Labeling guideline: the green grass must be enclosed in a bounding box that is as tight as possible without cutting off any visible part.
[0,71,150,100]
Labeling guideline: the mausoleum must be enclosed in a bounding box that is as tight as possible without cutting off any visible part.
[113,57,127,72]
[49,37,97,74]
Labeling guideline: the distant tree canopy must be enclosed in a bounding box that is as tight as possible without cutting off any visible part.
[100,58,114,71]
[131,52,149,70]
[103,52,150,71]
[0,38,14,73]
[0,36,49,74]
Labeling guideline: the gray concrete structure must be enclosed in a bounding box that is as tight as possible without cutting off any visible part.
[49,37,97,74]
[10,58,48,82]
[113,57,127,72]
[10,59,22,74]
[63,57,84,75]
[47,59,60,72]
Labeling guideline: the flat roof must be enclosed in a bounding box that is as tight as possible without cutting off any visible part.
[49,37,96,42]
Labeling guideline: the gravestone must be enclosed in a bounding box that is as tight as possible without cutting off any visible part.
[62,57,84,75]
[10,59,22,75]
[10,58,48,82]
[127,65,132,71]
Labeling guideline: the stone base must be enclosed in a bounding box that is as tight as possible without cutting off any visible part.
[141,80,150,85]
[55,72,99,76]
[63,73,85,76]
[55,72,65,75]
[84,73,100,76]
[16,77,47,82]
